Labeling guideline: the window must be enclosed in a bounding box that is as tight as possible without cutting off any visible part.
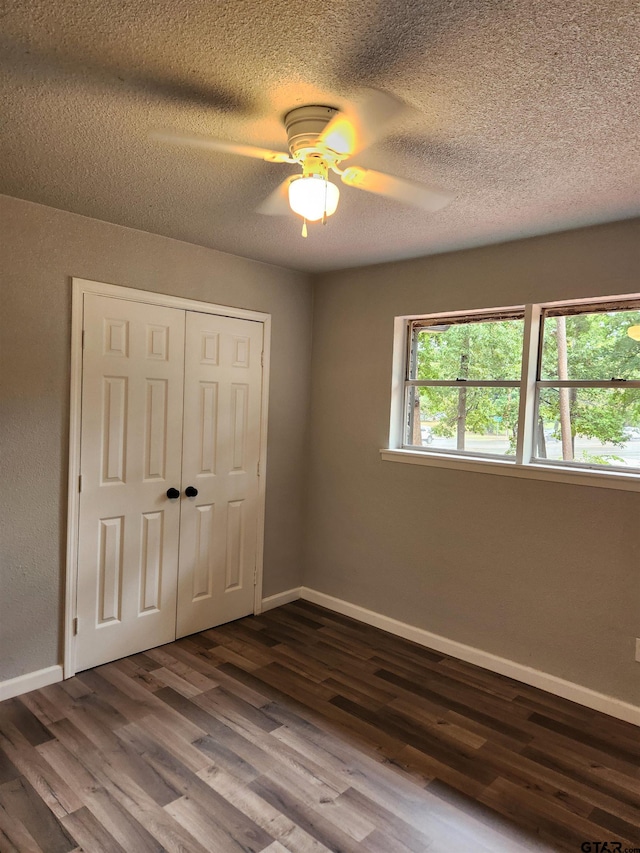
[406,310,525,459]
[389,297,640,484]
[534,303,640,470]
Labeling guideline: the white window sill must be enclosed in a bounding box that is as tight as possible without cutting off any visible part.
[380,448,640,492]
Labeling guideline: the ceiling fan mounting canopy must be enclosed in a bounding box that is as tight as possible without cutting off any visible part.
[284,105,339,162]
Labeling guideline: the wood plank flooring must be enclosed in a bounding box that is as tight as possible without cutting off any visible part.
[1,601,639,852]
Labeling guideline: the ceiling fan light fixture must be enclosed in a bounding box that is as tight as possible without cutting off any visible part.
[288,175,339,222]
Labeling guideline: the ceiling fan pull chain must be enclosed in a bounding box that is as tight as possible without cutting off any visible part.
[302,219,308,238]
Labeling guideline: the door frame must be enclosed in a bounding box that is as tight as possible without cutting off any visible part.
[64,278,271,678]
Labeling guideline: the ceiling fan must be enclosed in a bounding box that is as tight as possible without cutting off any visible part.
[151,91,453,236]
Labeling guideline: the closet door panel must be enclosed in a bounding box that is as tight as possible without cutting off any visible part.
[176,312,263,637]
[75,294,185,671]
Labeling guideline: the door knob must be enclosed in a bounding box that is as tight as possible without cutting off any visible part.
[185,486,198,497]
[166,487,180,499]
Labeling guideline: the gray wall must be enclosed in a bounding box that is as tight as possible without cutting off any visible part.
[0,194,312,681]
[306,219,640,706]
[2,194,639,708]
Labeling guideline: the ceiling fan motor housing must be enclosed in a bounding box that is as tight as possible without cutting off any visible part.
[284,105,338,161]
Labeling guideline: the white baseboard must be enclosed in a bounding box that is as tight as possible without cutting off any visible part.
[261,587,302,613]
[299,587,640,727]
[6,593,635,727]
[0,665,63,702]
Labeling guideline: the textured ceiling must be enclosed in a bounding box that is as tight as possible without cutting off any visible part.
[1,0,639,272]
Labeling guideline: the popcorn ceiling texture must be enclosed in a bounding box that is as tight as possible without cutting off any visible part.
[1,0,639,271]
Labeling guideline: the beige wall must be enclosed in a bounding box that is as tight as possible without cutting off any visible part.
[306,219,640,705]
[0,195,312,681]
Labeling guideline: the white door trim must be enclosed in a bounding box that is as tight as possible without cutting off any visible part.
[65,277,271,678]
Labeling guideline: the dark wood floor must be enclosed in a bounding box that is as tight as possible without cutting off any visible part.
[1,601,639,853]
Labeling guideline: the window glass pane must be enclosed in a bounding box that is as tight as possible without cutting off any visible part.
[535,387,640,469]
[413,318,524,381]
[406,386,519,457]
[540,309,640,380]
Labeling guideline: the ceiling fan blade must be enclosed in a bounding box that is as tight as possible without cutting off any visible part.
[150,130,294,163]
[257,176,296,215]
[318,90,405,158]
[341,166,453,212]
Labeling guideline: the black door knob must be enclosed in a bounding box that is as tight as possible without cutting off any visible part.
[185,486,198,497]
[166,487,180,499]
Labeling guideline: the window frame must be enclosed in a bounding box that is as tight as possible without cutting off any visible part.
[383,295,640,492]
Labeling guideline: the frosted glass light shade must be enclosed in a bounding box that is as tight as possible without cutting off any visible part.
[288,176,339,221]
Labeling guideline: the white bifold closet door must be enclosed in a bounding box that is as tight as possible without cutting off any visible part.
[75,294,263,672]
[176,310,263,637]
